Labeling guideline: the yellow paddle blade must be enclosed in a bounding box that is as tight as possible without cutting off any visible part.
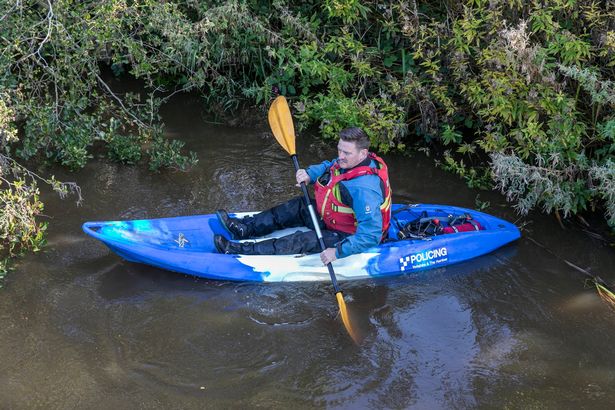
[336,291,361,345]
[268,95,296,155]
[595,281,615,310]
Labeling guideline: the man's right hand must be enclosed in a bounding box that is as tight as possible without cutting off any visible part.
[295,169,311,186]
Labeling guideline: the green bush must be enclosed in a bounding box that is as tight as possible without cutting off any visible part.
[0,96,81,281]
[297,94,407,153]
[148,135,198,172]
[405,1,614,226]
[0,179,47,256]
[107,135,143,165]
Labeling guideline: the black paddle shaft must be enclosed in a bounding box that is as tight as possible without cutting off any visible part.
[291,155,341,293]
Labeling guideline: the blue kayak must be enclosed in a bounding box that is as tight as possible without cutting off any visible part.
[82,204,520,282]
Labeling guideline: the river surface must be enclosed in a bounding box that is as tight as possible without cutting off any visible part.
[2,94,615,409]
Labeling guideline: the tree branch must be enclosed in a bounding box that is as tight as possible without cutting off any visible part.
[95,73,148,129]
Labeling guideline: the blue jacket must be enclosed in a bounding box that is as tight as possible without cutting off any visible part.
[306,158,384,258]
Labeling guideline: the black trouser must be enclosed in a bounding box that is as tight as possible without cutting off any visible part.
[237,196,349,255]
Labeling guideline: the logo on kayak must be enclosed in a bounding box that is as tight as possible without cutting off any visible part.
[399,247,448,271]
[175,233,189,248]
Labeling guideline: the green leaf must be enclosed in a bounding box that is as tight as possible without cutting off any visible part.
[383,55,397,68]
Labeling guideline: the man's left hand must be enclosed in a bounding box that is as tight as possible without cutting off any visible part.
[320,248,337,265]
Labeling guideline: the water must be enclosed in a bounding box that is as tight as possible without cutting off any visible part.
[2,94,615,408]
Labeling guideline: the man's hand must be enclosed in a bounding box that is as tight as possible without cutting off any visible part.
[320,248,337,265]
[295,169,311,186]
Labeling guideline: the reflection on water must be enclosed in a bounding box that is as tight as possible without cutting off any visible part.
[2,94,615,408]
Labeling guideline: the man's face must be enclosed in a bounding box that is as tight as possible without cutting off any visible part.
[337,139,368,169]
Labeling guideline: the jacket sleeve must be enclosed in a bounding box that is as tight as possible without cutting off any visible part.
[335,177,383,258]
[305,159,335,184]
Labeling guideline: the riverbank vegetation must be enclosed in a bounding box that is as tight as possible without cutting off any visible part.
[1,0,614,276]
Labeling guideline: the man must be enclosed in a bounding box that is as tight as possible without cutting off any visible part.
[214,127,392,265]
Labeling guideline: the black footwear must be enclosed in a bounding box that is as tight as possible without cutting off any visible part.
[216,209,251,239]
[214,234,229,254]
[213,234,253,254]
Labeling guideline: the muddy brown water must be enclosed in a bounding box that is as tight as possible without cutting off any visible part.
[2,95,615,409]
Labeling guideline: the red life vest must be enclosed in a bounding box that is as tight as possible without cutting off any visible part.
[313,153,392,236]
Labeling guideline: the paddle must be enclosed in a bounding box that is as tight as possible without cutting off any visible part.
[268,95,360,344]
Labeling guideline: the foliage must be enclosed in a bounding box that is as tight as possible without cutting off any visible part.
[148,135,198,172]
[296,94,407,153]
[0,100,44,261]
[2,0,197,169]
[0,95,81,278]
[0,178,47,256]
[401,1,615,226]
[0,152,81,256]
[491,152,591,218]
[107,133,143,165]
[590,160,615,226]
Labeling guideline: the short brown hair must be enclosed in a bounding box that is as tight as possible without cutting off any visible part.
[339,127,370,150]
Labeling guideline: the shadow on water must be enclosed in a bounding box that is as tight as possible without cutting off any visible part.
[2,91,615,408]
